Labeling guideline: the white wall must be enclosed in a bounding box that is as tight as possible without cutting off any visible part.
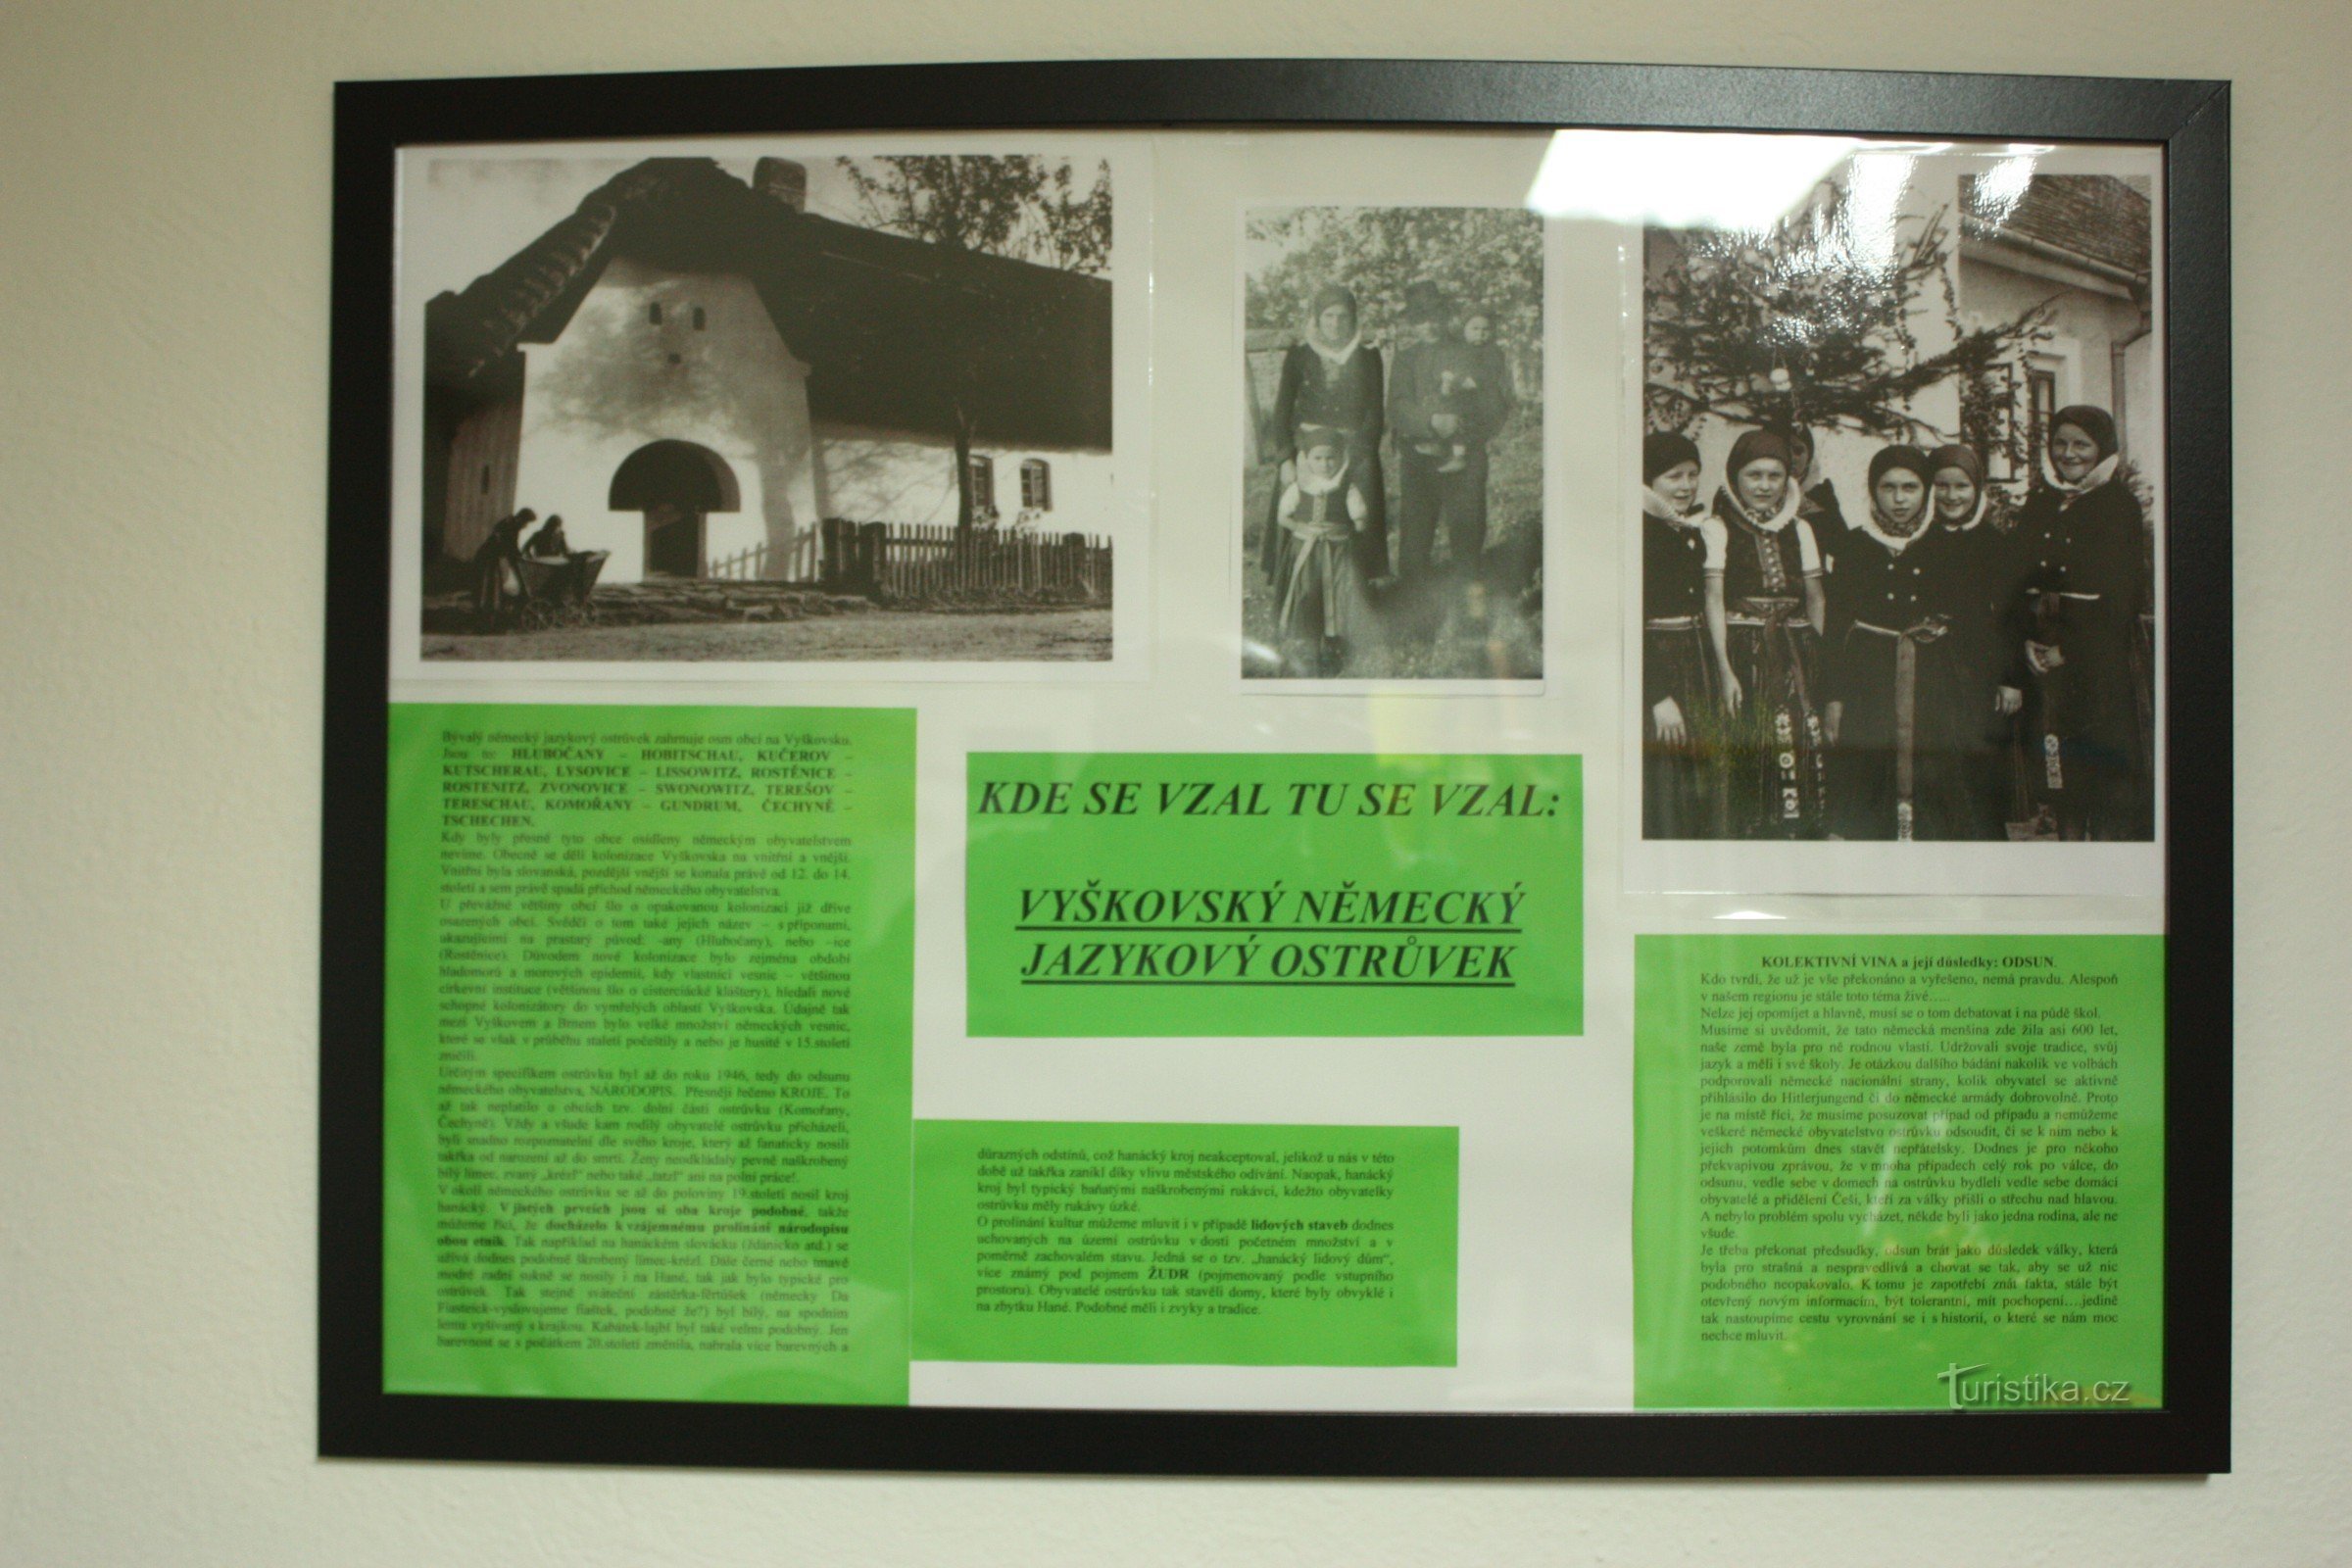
[816,423,1116,534]
[516,257,818,581]
[3,3,2346,1564]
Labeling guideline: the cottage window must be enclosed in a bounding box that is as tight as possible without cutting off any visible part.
[967,454,996,515]
[2028,367,2059,475]
[693,306,707,330]
[648,302,662,325]
[1020,459,1053,512]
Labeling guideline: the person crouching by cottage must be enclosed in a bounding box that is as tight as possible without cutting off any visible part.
[1823,445,1975,842]
[1273,426,1378,677]
[1928,444,2024,840]
[522,513,573,561]
[1641,431,1727,839]
[469,507,535,631]
[2000,405,2151,840]
[1704,429,1831,839]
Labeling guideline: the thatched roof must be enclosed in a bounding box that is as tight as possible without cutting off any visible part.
[425,158,1112,450]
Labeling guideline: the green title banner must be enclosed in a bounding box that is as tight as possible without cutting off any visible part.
[965,752,1582,1037]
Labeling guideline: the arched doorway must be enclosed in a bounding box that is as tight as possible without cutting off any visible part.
[609,440,741,577]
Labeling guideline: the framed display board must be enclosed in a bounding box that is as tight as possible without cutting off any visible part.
[319,57,2230,1476]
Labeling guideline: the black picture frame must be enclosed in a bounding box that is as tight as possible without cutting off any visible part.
[320,56,2230,1477]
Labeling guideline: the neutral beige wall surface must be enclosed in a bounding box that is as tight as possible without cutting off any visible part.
[3,2,2344,1562]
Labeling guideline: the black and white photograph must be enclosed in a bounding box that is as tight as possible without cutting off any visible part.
[1242,205,1544,682]
[402,144,1138,667]
[1638,151,2160,848]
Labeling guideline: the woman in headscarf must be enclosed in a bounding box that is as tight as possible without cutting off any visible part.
[1704,429,1831,838]
[1641,431,1726,838]
[1261,283,1389,598]
[1823,445,1975,841]
[1999,406,2152,840]
[1782,423,1850,573]
[1270,426,1379,676]
[1929,443,2023,840]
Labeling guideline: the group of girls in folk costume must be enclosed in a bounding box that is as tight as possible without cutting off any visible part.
[1641,404,2152,842]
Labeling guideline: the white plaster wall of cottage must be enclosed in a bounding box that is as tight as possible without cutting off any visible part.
[518,257,819,582]
[4,1,2346,1564]
[814,424,1117,535]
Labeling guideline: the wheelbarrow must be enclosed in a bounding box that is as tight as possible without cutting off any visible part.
[513,550,611,630]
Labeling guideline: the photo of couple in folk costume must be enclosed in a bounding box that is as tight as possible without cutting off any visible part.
[1244,206,1544,683]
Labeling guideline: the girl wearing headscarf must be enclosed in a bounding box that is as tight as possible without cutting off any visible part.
[1999,406,2151,840]
[1641,431,1727,838]
[1262,282,1389,593]
[1782,423,1851,573]
[1271,426,1378,676]
[1823,445,1975,841]
[1929,443,2023,839]
[1704,429,1831,838]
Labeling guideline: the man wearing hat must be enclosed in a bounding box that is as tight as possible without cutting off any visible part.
[1387,280,1510,620]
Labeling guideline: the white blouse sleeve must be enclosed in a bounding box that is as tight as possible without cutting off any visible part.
[1348,485,1369,524]
[1794,517,1823,576]
[1277,484,1303,524]
[1698,514,1729,572]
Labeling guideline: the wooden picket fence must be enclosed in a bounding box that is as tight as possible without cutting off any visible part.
[707,541,770,581]
[820,519,1112,605]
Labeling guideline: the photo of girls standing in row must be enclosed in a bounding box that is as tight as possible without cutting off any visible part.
[1641,408,2153,843]
[1640,163,2159,851]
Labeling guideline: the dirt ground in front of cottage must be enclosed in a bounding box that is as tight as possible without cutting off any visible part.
[421,606,1111,662]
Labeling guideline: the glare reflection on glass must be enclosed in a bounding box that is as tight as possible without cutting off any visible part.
[1839,153,1917,274]
[1967,152,2040,226]
[1524,130,1863,232]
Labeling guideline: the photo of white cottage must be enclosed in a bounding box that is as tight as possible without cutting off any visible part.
[417,152,1117,661]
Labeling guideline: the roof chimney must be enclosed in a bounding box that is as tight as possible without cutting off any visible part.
[754,158,808,213]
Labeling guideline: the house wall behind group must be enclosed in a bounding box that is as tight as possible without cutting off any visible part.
[1961,252,2151,445]
[5,3,2348,1566]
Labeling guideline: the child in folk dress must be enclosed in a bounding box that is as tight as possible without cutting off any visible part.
[1272,427,1380,676]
